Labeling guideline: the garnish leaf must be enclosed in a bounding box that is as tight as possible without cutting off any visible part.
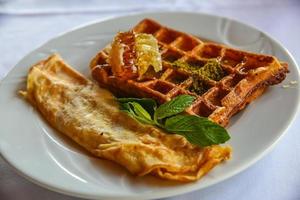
[120,102,154,125]
[164,115,230,147]
[117,95,230,147]
[118,97,157,116]
[154,95,195,120]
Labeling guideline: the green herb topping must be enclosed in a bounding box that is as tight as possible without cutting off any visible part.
[117,95,230,147]
[172,59,225,95]
[190,75,210,95]
[172,59,225,81]
[154,95,195,120]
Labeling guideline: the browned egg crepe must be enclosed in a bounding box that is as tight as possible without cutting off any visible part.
[21,54,231,182]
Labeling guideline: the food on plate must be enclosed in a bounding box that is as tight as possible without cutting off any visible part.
[90,19,289,127]
[20,18,289,182]
[109,31,162,79]
[117,95,230,147]
[20,54,231,182]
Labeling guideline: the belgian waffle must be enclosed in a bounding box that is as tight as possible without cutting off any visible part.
[90,19,288,126]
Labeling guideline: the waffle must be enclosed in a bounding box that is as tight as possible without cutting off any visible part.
[90,19,288,126]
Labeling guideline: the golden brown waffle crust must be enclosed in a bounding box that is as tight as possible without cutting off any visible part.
[90,18,289,127]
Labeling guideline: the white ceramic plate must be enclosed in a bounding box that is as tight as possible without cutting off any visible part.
[0,12,299,200]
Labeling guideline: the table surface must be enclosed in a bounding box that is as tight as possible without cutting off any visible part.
[1,1,300,200]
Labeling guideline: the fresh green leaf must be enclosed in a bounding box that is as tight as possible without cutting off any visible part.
[154,95,195,120]
[117,97,157,115]
[129,102,152,121]
[164,115,230,147]
[117,96,230,148]
[119,102,132,112]
[120,102,155,125]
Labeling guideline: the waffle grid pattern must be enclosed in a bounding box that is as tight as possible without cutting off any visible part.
[90,19,288,126]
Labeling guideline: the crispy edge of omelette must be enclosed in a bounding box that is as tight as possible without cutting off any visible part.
[20,54,231,182]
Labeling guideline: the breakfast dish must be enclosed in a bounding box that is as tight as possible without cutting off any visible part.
[90,19,288,126]
[1,12,298,199]
[20,54,231,181]
[19,18,289,182]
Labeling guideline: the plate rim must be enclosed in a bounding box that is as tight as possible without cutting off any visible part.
[1,10,300,200]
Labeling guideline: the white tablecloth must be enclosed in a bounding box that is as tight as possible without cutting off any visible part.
[1,0,300,199]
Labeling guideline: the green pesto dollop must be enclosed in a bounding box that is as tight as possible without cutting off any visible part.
[172,59,225,95]
[190,75,209,95]
[172,59,225,81]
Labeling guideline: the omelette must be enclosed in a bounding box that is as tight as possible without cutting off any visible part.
[21,54,231,182]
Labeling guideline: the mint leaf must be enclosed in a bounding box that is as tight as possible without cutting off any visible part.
[154,95,195,120]
[117,96,230,147]
[129,102,152,121]
[118,98,157,116]
[121,102,155,125]
[164,115,230,147]
[119,101,132,112]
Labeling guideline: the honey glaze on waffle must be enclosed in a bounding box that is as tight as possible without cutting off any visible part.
[90,19,289,126]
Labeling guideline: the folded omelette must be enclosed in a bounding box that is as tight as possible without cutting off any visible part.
[21,54,231,182]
